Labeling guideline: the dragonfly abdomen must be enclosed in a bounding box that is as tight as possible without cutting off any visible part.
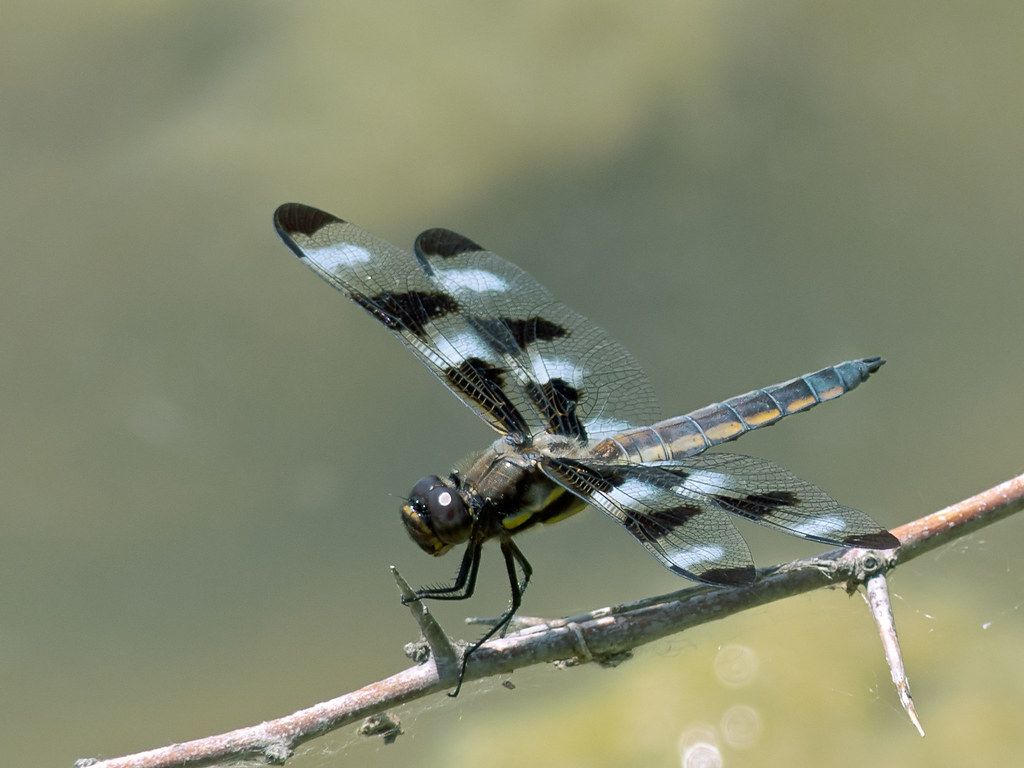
[593,358,884,463]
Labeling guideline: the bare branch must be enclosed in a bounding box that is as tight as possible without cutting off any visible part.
[888,473,1024,561]
[75,473,1024,768]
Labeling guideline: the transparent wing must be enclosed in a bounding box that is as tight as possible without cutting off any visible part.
[275,203,535,438]
[541,458,756,585]
[413,228,659,441]
[650,453,899,549]
[541,450,897,585]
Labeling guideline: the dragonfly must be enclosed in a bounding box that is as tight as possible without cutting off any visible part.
[274,202,899,694]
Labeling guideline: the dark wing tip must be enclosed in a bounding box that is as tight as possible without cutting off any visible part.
[842,530,901,549]
[415,227,484,259]
[273,203,345,241]
[690,564,757,587]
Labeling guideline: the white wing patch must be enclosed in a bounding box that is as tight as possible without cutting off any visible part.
[306,243,373,272]
[666,544,726,571]
[530,357,585,386]
[604,477,665,509]
[431,330,496,367]
[436,268,509,294]
[791,516,847,538]
[675,469,736,496]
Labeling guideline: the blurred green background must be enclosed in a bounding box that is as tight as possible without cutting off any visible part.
[3,2,1022,766]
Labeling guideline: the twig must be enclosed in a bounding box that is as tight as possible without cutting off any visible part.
[864,573,924,736]
[74,473,1024,768]
[391,566,459,681]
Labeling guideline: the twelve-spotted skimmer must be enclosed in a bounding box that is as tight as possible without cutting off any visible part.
[274,203,899,692]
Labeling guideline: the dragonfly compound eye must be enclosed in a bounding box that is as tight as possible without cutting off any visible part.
[401,476,470,555]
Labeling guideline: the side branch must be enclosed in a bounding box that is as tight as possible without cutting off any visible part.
[76,473,1024,768]
[888,473,1024,561]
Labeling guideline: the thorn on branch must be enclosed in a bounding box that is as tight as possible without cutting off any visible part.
[864,572,925,736]
[391,565,459,681]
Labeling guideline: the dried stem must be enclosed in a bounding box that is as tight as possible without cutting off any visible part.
[75,473,1024,768]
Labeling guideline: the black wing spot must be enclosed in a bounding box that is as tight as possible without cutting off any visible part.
[274,203,343,238]
[626,506,703,535]
[525,378,586,440]
[841,530,901,549]
[714,490,799,519]
[352,290,459,336]
[445,357,530,437]
[415,228,484,258]
[470,317,569,358]
[618,503,752,586]
[699,565,756,586]
[618,504,700,548]
[502,317,569,349]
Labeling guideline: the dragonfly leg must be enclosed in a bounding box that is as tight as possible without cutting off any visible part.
[405,536,483,603]
[448,537,532,696]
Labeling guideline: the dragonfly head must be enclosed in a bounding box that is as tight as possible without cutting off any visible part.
[402,475,471,556]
